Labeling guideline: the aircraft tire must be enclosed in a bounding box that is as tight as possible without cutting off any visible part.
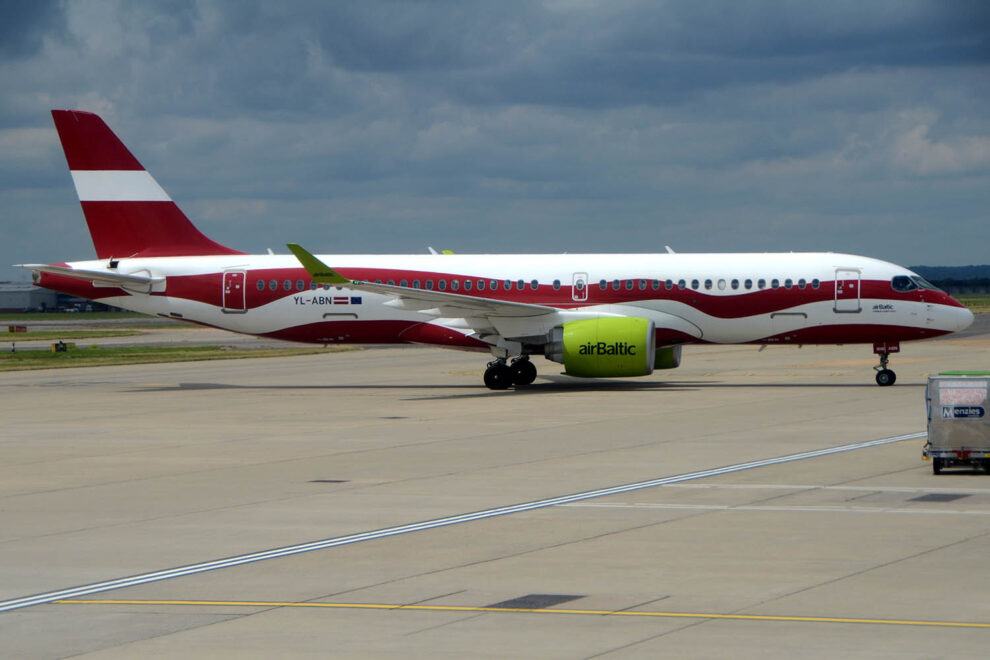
[511,359,537,386]
[875,369,896,386]
[484,363,512,390]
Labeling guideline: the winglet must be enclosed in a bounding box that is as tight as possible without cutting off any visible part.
[286,244,351,284]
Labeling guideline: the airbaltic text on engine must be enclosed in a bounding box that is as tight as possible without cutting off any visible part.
[578,342,637,356]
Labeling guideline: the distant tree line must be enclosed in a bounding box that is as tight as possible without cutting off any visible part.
[911,265,990,294]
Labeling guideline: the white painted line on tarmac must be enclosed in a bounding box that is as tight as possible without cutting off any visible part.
[660,484,990,494]
[0,431,924,614]
[564,502,990,515]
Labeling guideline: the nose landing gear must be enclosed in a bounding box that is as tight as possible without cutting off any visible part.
[873,342,899,386]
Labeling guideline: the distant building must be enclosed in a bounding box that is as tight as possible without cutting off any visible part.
[0,283,57,312]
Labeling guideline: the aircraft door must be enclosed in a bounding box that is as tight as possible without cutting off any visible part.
[222,270,247,313]
[833,268,861,313]
[572,272,588,302]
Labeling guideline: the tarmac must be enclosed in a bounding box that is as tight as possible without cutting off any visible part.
[1,317,989,658]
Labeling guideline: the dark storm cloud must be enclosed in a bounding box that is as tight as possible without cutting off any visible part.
[0,0,66,59]
[0,0,988,279]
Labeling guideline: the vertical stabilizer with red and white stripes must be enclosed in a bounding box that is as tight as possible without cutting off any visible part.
[51,110,242,259]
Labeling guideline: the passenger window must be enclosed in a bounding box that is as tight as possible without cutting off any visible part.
[464,280,472,291]
[490,280,498,290]
[613,279,620,291]
[771,279,780,289]
[438,280,447,291]
[798,278,806,289]
[757,279,766,289]
[310,281,318,290]
[784,278,792,289]
[625,280,634,291]
[665,279,674,290]
[691,279,700,290]
[451,280,459,291]
[531,279,539,291]
[517,279,525,290]
[730,279,739,290]
[638,280,647,291]
[425,280,434,290]
[598,279,606,290]
[477,280,485,291]
[296,280,305,291]
[269,280,278,291]
[744,279,752,289]
[677,279,686,289]
[811,279,820,289]
[412,279,421,289]
[504,280,512,291]
[651,279,660,290]
[704,279,712,290]
[256,280,265,291]
[718,279,727,290]
[387,280,395,286]
[400,279,408,287]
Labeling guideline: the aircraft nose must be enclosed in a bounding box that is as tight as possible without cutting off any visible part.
[952,305,975,332]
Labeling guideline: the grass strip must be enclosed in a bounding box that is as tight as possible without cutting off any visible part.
[0,312,153,321]
[956,294,990,314]
[4,330,143,341]
[0,344,359,372]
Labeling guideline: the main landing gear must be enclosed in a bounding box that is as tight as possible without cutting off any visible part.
[873,341,899,387]
[484,356,537,390]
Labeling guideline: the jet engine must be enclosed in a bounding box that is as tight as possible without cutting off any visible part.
[545,317,656,377]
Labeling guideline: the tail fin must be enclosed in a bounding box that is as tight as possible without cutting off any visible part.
[51,110,242,258]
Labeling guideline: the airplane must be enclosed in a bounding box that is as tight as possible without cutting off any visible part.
[19,110,974,389]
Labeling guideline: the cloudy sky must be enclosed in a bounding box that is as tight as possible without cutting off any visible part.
[1,1,988,282]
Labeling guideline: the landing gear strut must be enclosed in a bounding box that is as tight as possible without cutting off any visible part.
[873,342,898,387]
[483,356,538,390]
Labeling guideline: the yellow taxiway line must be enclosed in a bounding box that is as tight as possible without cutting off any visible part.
[55,599,990,629]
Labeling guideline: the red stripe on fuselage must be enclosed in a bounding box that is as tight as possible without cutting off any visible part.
[40,264,960,322]
[36,271,126,300]
[259,319,488,349]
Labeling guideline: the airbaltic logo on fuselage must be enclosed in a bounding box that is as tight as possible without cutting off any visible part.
[578,342,637,356]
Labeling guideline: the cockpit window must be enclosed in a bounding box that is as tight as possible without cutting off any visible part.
[911,275,942,292]
[893,275,943,293]
[892,275,944,293]
[891,275,917,292]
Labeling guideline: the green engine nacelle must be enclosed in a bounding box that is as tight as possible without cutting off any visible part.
[546,317,656,378]
[654,345,682,370]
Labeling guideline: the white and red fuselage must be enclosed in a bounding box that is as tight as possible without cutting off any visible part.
[26,110,974,387]
[37,251,973,348]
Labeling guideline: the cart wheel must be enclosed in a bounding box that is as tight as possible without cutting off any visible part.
[932,458,942,475]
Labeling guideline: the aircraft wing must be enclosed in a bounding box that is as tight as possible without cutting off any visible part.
[17,263,164,292]
[286,244,554,321]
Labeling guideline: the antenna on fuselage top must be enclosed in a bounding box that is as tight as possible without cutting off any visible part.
[665,246,675,254]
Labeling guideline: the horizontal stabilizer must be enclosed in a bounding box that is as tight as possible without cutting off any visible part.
[18,263,164,292]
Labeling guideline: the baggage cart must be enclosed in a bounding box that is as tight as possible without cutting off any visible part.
[924,373,990,474]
